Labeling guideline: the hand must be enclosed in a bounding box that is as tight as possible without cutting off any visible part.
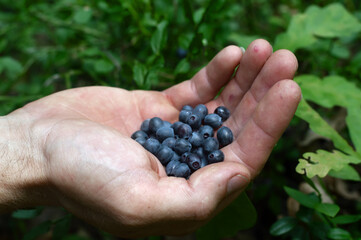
[0,39,301,238]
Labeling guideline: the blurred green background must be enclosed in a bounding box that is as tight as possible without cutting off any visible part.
[1,0,361,239]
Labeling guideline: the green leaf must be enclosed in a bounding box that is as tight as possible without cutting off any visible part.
[150,21,168,54]
[329,164,361,181]
[94,59,114,74]
[295,99,356,156]
[53,215,72,240]
[315,203,340,217]
[346,106,361,154]
[305,3,361,38]
[331,214,361,225]
[295,75,361,109]
[274,14,317,51]
[196,193,257,240]
[132,61,147,87]
[327,228,352,240]
[296,150,361,180]
[174,59,190,75]
[22,221,52,240]
[12,208,43,219]
[228,33,263,49]
[284,186,320,208]
[270,216,298,236]
[74,7,92,24]
[0,56,23,80]
[182,0,195,25]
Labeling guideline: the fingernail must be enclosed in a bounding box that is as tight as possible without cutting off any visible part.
[227,174,247,195]
[240,46,246,54]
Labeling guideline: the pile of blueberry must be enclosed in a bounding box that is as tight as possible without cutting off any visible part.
[131,104,233,179]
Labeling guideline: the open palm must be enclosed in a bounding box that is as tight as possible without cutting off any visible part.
[21,39,300,237]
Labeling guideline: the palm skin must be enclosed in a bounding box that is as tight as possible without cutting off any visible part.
[15,39,301,237]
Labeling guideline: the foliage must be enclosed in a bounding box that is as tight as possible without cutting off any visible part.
[1,0,361,239]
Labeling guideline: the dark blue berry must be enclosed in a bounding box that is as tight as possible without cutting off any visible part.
[217,126,233,148]
[156,145,174,165]
[214,106,231,122]
[140,119,151,133]
[176,48,188,59]
[166,159,181,176]
[207,150,224,164]
[192,104,208,120]
[149,117,164,134]
[181,152,190,163]
[143,138,160,155]
[186,114,202,130]
[200,157,208,168]
[176,123,192,139]
[189,132,203,147]
[174,138,192,155]
[170,153,181,162]
[186,153,201,171]
[131,130,148,140]
[156,127,174,142]
[179,110,192,123]
[203,137,219,153]
[192,147,206,160]
[182,105,193,111]
[171,121,183,133]
[204,114,223,129]
[173,163,191,178]
[135,136,147,146]
[198,125,214,139]
[162,137,177,149]
[163,120,172,128]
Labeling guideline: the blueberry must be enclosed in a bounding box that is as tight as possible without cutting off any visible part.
[186,114,202,130]
[179,109,192,123]
[156,127,174,142]
[217,126,233,148]
[170,153,181,162]
[163,120,172,128]
[131,130,148,140]
[204,114,222,129]
[198,125,214,139]
[166,159,181,176]
[192,104,208,120]
[214,106,230,122]
[162,137,177,149]
[174,138,192,155]
[189,132,203,147]
[203,137,219,153]
[149,117,164,134]
[176,123,192,139]
[135,136,147,146]
[143,138,160,155]
[173,163,191,178]
[192,147,206,159]
[156,145,174,165]
[186,153,201,171]
[176,48,188,59]
[140,119,151,133]
[207,150,224,164]
[182,105,193,111]
[200,157,208,168]
[181,152,190,163]
[171,121,183,132]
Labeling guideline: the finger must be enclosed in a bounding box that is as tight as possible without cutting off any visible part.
[223,80,301,178]
[163,46,243,110]
[222,49,298,135]
[215,39,273,111]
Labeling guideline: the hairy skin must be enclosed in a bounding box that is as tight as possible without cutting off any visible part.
[0,39,301,238]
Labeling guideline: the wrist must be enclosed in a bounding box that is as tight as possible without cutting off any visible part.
[0,109,55,212]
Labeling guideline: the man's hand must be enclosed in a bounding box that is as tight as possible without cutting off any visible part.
[0,39,301,237]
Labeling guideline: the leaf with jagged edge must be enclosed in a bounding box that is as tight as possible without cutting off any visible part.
[296,150,361,181]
